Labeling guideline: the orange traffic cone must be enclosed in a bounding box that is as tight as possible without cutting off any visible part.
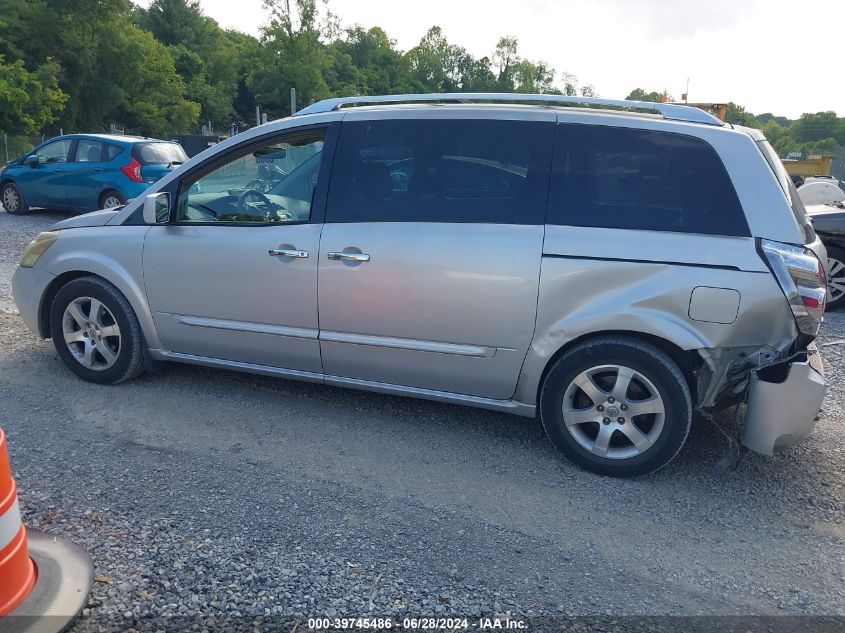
[0,429,92,632]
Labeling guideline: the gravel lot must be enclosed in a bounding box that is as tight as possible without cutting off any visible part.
[1,206,844,631]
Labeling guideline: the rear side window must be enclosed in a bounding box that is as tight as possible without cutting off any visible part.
[74,139,105,162]
[133,142,188,166]
[105,144,123,161]
[547,125,750,237]
[327,119,554,224]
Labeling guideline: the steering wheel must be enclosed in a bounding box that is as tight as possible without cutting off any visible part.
[238,189,274,212]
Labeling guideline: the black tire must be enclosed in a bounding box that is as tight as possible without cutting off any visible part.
[825,245,845,311]
[1,182,30,215]
[49,276,145,384]
[99,189,125,209]
[539,336,692,478]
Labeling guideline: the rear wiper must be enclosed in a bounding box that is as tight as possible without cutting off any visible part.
[168,161,184,167]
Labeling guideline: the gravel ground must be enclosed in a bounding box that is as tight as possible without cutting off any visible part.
[0,206,844,631]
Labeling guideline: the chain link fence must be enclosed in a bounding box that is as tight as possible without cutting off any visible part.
[3,134,53,165]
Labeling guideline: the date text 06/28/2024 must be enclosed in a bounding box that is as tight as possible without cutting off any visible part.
[306,617,527,630]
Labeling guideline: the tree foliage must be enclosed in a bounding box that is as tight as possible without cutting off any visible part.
[0,0,842,155]
[0,0,200,136]
[628,87,845,158]
[0,55,67,135]
[138,0,241,129]
[625,88,663,103]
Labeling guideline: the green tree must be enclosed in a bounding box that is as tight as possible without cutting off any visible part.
[625,88,662,102]
[0,0,199,135]
[327,26,412,95]
[790,111,839,143]
[228,29,263,125]
[248,0,333,118]
[405,27,457,91]
[725,103,759,127]
[0,54,67,134]
[90,21,200,136]
[138,0,242,130]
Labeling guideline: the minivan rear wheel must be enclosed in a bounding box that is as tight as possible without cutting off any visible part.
[49,276,145,384]
[540,337,692,477]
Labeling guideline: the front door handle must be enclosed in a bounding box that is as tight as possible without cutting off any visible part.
[327,252,370,263]
[269,248,309,258]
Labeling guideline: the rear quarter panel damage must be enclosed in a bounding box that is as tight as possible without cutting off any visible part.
[515,226,797,406]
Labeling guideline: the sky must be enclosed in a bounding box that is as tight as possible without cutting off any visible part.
[138,0,845,119]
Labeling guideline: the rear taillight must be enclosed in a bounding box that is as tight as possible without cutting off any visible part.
[121,157,144,183]
[760,238,827,336]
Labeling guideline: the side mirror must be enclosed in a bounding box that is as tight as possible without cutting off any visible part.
[23,155,40,167]
[143,192,171,224]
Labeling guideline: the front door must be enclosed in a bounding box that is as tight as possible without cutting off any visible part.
[317,114,555,399]
[142,126,332,373]
[17,138,73,207]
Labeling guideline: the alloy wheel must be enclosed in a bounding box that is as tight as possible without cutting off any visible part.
[562,364,665,459]
[62,297,121,370]
[102,194,123,209]
[827,257,845,304]
[2,186,19,213]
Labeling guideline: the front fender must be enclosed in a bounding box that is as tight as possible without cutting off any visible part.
[37,226,161,349]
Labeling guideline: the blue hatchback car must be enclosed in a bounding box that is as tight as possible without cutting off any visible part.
[0,134,188,215]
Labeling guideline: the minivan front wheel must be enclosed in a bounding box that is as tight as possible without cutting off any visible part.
[1,182,30,215]
[540,337,692,477]
[49,277,145,384]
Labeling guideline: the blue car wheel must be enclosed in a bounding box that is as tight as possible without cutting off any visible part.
[99,189,125,209]
[1,182,30,215]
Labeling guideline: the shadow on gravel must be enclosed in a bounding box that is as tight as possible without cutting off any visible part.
[0,205,78,219]
[2,317,841,548]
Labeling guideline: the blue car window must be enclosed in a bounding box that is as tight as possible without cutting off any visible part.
[34,138,73,163]
[75,139,105,163]
[104,145,123,161]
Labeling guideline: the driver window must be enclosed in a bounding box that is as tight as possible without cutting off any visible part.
[177,131,325,224]
[34,139,73,163]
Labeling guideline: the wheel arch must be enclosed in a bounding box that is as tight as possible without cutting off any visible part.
[527,330,701,410]
[39,271,92,337]
[1,178,26,202]
[37,263,161,350]
[97,187,124,209]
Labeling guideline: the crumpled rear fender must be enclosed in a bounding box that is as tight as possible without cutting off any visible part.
[515,250,796,406]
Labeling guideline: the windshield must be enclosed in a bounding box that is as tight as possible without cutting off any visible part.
[756,139,815,243]
[133,142,189,166]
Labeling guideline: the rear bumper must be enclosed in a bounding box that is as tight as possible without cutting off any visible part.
[742,343,826,455]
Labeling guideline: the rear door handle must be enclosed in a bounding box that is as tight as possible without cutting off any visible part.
[327,252,370,263]
[269,248,309,258]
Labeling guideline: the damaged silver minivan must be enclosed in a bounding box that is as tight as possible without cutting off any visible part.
[11,93,828,477]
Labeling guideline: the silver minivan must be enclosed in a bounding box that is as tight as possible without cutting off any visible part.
[11,93,828,477]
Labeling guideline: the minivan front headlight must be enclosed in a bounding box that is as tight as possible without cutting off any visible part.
[19,231,59,268]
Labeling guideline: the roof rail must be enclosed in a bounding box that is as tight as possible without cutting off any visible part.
[294,92,724,126]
